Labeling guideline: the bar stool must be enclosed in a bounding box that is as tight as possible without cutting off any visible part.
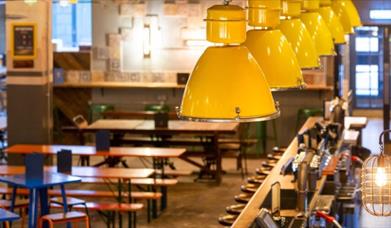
[234,193,253,204]
[218,214,238,226]
[49,197,89,216]
[38,211,89,228]
[225,204,246,215]
[240,183,259,194]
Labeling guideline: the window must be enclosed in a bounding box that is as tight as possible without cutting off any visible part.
[52,2,92,52]
[352,26,384,109]
[355,65,379,96]
[370,10,391,20]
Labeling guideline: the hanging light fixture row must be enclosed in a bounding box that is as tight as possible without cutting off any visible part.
[178,0,362,122]
[244,0,305,90]
[178,0,280,122]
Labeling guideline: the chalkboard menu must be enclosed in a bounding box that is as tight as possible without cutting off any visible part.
[12,24,36,59]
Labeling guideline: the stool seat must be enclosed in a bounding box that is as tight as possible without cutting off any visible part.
[41,211,87,222]
[39,211,90,228]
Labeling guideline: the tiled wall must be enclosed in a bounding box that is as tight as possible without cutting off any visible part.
[92,0,245,74]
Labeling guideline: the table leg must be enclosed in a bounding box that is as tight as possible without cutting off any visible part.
[10,187,16,212]
[60,184,72,228]
[118,179,122,228]
[39,188,49,228]
[28,188,39,228]
[128,179,133,228]
[213,134,222,184]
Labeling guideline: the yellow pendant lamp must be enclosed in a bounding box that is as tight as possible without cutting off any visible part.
[319,0,346,44]
[332,0,362,34]
[279,0,320,69]
[300,0,335,56]
[178,1,280,122]
[244,0,304,90]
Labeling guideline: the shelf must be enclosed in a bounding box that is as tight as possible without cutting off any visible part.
[54,82,186,89]
[54,82,331,91]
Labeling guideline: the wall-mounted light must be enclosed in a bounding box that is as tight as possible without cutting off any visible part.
[143,15,159,58]
[362,129,391,216]
[370,10,391,20]
[143,24,151,58]
[24,0,37,5]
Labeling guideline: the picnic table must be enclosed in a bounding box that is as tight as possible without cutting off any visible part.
[0,172,81,228]
[0,166,154,228]
[69,119,239,183]
[6,144,186,175]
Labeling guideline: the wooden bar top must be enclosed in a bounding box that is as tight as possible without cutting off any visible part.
[6,144,186,158]
[232,117,323,228]
[0,166,154,180]
[84,119,239,134]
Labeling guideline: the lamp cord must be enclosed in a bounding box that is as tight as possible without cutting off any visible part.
[378,129,391,155]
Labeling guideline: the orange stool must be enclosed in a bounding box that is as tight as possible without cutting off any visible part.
[38,211,89,228]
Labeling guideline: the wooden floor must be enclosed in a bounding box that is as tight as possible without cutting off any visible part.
[3,117,391,227]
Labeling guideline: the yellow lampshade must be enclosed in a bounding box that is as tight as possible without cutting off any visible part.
[302,0,320,11]
[206,5,246,44]
[320,0,332,6]
[279,18,320,69]
[332,0,362,34]
[282,0,302,17]
[179,4,279,122]
[244,32,304,90]
[319,6,346,44]
[248,0,281,28]
[178,46,280,122]
[300,12,335,56]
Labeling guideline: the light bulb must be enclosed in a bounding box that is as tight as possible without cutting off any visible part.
[375,167,387,187]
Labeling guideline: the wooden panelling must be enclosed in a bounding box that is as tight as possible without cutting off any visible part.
[54,52,91,71]
[54,88,91,122]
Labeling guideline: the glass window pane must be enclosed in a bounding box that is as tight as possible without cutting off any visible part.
[355,37,379,52]
[52,2,91,52]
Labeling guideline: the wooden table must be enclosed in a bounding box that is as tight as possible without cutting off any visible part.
[75,119,239,183]
[0,166,154,228]
[6,144,185,158]
[0,172,81,228]
[6,144,185,177]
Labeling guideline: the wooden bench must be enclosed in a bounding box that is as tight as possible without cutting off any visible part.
[74,177,177,215]
[51,202,143,227]
[0,187,161,201]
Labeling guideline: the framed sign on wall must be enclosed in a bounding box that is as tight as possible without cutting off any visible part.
[11,23,37,60]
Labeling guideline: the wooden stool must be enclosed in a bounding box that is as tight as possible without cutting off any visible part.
[38,211,89,228]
